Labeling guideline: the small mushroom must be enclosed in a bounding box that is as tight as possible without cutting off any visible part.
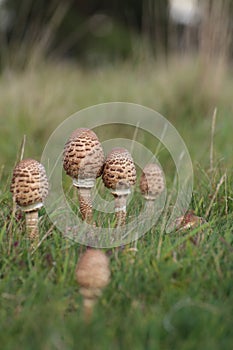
[175,210,208,245]
[63,128,104,224]
[102,147,136,226]
[140,163,165,214]
[76,249,110,321]
[10,159,49,243]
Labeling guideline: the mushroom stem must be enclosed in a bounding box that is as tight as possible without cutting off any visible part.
[144,199,155,215]
[77,187,93,223]
[25,210,39,241]
[114,194,128,227]
[80,286,101,322]
[83,297,95,321]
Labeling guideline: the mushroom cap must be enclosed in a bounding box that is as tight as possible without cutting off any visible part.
[102,147,136,194]
[63,128,104,187]
[10,158,49,211]
[140,163,165,200]
[175,211,207,231]
[76,249,110,290]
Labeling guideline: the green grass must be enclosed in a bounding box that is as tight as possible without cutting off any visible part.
[0,57,233,349]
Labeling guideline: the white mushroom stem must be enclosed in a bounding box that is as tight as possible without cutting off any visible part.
[77,187,93,223]
[25,210,39,241]
[83,297,96,321]
[144,198,156,216]
[73,178,95,224]
[80,286,102,321]
[114,195,127,226]
[113,189,130,227]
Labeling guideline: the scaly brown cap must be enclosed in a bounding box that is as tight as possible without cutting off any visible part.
[140,163,165,200]
[63,128,104,187]
[76,249,110,291]
[10,159,49,212]
[102,147,136,195]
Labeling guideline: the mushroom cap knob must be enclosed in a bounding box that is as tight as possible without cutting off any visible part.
[76,249,110,290]
[102,147,136,195]
[63,128,104,187]
[140,163,165,200]
[10,159,49,212]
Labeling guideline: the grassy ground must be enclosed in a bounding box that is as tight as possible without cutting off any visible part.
[0,57,233,349]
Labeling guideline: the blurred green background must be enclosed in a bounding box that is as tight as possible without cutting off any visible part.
[1,0,170,66]
[1,0,233,66]
[0,0,232,180]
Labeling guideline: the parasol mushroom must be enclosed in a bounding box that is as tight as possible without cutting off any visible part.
[102,147,136,226]
[10,158,48,244]
[140,163,165,215]
[63,128,104,224]
[76,248,110,321]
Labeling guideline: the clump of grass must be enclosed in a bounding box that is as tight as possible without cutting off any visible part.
[0,165,233,349]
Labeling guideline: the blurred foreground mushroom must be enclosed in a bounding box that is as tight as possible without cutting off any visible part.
[102,148,136,226]
[76,249,110,321]
[10,159,48,244]
[63,128,104,224]
[140,163,165,215]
